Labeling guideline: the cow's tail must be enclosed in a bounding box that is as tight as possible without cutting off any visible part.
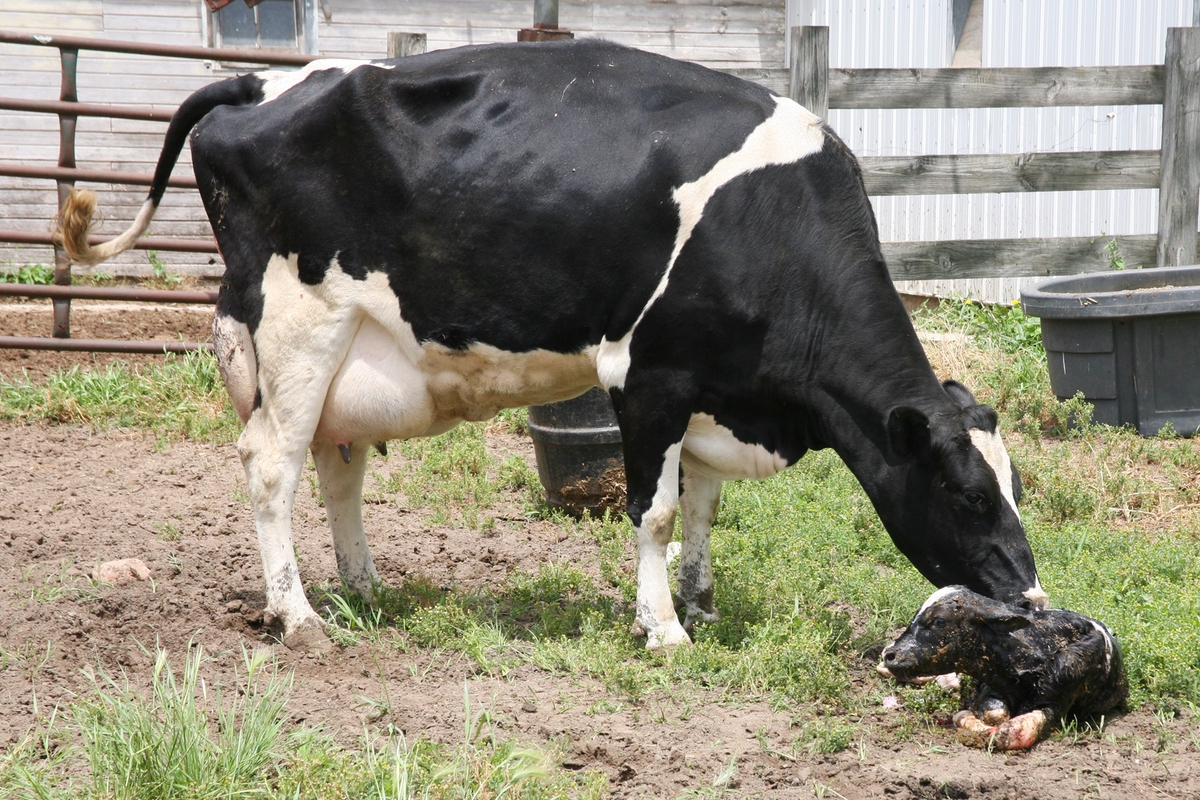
[55,74,263,266]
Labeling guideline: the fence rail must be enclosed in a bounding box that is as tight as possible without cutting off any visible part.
[791,25,1200,282]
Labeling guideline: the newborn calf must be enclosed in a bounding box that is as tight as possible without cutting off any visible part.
[880,586,1127,749]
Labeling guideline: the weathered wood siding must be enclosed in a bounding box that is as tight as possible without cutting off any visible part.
[0,0,784,278]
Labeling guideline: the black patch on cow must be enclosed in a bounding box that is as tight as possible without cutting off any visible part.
[393,74,485,125]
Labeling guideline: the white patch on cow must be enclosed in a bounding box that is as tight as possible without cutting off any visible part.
[257,59,395,105]
[968,427,1020,519]
[254,255,602,446]
[1023,583,1049,610]
[682,413,787,480]
[917,585,963,616]
[212,314,257,423]
[420,341,598,426]
[596,95,825,390]
[1090,619,1115,669]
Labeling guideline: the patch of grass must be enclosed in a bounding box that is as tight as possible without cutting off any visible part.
[0,350,239,442]
[376,424,500,528]
[72,644,290,800]
[0,650,605,800]
[0,263,54,285]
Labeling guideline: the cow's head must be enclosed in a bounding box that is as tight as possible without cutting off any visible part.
[879,585,1032,681]
[883,380,1045,611]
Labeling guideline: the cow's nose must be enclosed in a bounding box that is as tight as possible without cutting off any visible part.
[884,650,897,663]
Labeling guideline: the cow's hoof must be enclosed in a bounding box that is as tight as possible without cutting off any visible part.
[282,618,332,654]
[682,607,720,634]
[645,623,692,650]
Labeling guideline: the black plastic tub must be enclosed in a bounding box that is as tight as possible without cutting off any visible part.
[527,387,626,516]
[1020,265,1200,436]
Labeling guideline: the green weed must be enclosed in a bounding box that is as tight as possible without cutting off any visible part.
[0,263,54,285]
[146,250,183,288]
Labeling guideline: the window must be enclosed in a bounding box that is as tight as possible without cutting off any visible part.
[205,0,315,53]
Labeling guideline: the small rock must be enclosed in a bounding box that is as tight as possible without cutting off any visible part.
[94,558,151,585]
[521,701,537,713]
[225,599,244,613]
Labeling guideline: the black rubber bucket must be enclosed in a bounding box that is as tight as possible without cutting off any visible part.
[1020,265,1200,436]
[527,386,626,517]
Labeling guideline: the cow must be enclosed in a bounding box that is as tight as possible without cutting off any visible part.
[56,39,1046,653]
[879,586,1128,749]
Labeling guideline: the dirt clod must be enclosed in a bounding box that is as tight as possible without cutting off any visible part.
[94,557,151,584]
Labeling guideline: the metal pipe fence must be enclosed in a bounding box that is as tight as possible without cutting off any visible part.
[0,29,319,353]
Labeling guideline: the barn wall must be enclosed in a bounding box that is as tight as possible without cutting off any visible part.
[0,0,785,278]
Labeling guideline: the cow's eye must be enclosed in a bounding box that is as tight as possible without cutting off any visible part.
[964,490,985,506]
[931,617,948,629]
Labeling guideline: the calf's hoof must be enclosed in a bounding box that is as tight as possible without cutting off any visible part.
[953,709,1046,750]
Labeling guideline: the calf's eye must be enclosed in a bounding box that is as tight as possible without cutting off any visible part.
[931,617,948,629]
[964,491,985,506]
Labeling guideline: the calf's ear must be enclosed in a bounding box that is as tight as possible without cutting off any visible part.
[978,606,1033,634]
[887,406,931,461]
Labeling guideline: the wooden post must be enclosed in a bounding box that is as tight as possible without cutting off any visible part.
[1157,27,1200,268]
[789,26,829,120]
[387,32,427,59]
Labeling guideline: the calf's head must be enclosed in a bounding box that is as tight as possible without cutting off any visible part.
[884,381,1045,610]
[880,586,1033,681]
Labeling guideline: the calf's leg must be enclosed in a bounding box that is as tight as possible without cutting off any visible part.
[311,439,379,599]
[953,708,1053,750]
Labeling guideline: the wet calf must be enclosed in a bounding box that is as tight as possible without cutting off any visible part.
[880,586,1127,750]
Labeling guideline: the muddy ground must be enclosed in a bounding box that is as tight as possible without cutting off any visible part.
[2,302,1200,798]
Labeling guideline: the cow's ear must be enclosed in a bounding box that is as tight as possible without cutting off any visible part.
[943,380,978,409]
[887,406,931,460]
[978,607,1033,634]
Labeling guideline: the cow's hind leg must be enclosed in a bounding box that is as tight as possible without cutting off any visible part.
[311,440,379,599]
[676,459,722,633]
[240,408,331,652]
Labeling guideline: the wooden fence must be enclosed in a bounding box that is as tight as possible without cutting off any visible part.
[789,25,1200,282]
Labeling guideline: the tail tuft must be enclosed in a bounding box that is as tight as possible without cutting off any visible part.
[54,188,101,265]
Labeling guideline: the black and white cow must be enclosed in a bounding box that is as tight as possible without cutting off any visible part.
[57,39,1045,652]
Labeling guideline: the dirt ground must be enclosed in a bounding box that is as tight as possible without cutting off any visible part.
[3,304,1200,798]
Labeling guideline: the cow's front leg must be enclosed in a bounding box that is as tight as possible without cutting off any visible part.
[676,459,722,633]
[311,439,379,599]
[613,379,693,649]
[627,439,690,649]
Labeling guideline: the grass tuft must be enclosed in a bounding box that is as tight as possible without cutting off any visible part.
[0,350,239,442]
